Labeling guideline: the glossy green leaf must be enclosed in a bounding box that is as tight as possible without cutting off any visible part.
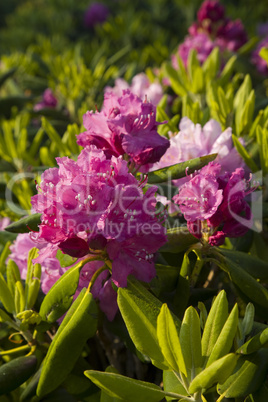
[241,303,255,338]
[118,278,180,370]
[0,272,15,313]
[232,135,258,171]
[157,304,187,375]
[37,289,98,397]
[164,63,188,97]
[237,327,268,355]
[85,370,184,402]
[159,227,198,253]
[218,248,268,280]
[0,241,12,274]
[217,349,268,398]
[179,306,202,380]
[25,248,40,309]
[20,367,41,401]
[147,154,217,184]
[100,366,121,402]
[188,353,238,394]
[201,290,228,364]
[162,370,188,400]
[14,281,25,313]
[219,256,268,313]
[206,304,238,367]
[0,355,37,396]
[6,259,21,297]
[5,213,42,233]
[39,258,89,322]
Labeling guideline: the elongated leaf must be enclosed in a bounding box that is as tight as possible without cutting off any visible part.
[188,353,238,394]
[5,213,42,233]
[201,290,228,364]
[159,227,198,253]
[218,248,268,280]
[37,289,98,397]
[237,327,268,355]
[6,259,21,297]
[157,304,187,375]
[217,349,268,398]
[85,370,184,402]
[179,306,202,380]
[15,281,25,314]
[0,67,17,87]
[147,154,217,184]
[0,355,37,396]
[219,256,268,312]
[118,278,180,370]
[206,304,238,367]
[232,135,258,171]
[0,272,15,313]
[39,258,89,322]
[162,371,188,400]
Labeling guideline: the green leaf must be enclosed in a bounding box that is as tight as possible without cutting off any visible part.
[188,353,238,394]
[162,370,188,400]
[14,281,25,314]
[241,303,255,338]
[217,349,268,398]
[159,227,198,253]
[118,278,180,370]
[0,355,37,396]
[206,304,238,367]
[0,67,17,88]
[201,290,228,365]
[100,366,121,402]
[157,304,187,375]
[237,327,268,355]
[218,255,268,313]
[39,258,88,323]
[0,272,15,313]
[232,135,258,171]
[5,213,42,233]
[6,259,21,297]
[147,154,217,184]
[164,63,188,97]
[179,306,202,380]
[218,248,268,281]
[85,370,183,402]
[37,289,98,397]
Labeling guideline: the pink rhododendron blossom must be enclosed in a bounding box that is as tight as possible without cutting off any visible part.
[173,162,254,246]
[216,19,248,52]
[31,145,167,319]
[84,2,109,28]
[34,88,57,111]
[174,33,216,68]
[0,217,11,231]
[77,90,169,168]
[104,73,163,106]
[152,117,244,175]
[251,36,268,75]
[197,0,225,23]
[173,1,247,68]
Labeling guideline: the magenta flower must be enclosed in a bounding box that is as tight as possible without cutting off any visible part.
[173,169,223,222]
[104,73,163,106]
[216,19,248,52]
[152,117,244,176]
[197,0,225,23]
[34,88,57,111]
[77,90,169,168]
[251,36,268,75]
[84,2,109,28]
[173,162,254,246]
[30,145,167,319]
[174,33,216,68]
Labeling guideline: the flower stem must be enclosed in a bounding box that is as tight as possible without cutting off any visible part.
[87,264,110,293]
[0,344,30,356]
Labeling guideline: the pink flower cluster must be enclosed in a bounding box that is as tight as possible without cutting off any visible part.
[173,0,248,68]
[34,89,57,111]
[251,36,268,75]
[173,162,254,246]
[29,145,166,319]
[104,73,163,106]
[152,117,244,179]
[77,90,169,168]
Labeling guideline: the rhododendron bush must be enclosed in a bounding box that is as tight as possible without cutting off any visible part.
[0,1,268,401]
